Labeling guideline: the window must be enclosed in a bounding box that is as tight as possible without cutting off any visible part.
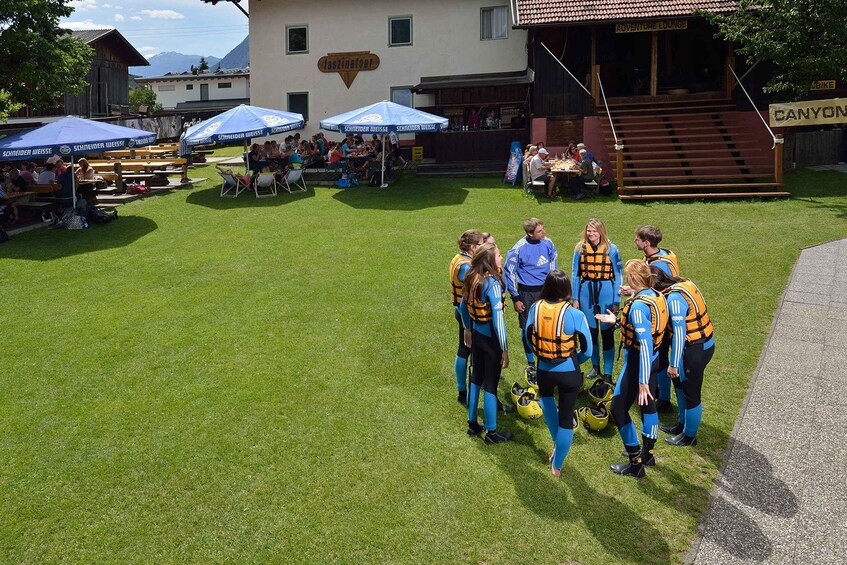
[288,92,308,120]
[481,6,508,40]
[218,82,232,89]
[287,25,308,54]
[390,87,413,108]
[157,84,175,92]
[388,16,412,47]
[186,84,194,90]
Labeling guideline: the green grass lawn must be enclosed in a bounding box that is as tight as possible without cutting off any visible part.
[1,156,845,563]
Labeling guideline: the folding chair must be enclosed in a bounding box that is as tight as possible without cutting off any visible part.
[217,166,249,198]
[281,167,307,194]
[523,161,546,195]
[253,172,278,198]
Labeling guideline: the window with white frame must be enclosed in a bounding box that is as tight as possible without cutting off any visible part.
[287,25,309,54]
[157,84,175,91]
[388,16,412,47]
[390,87,413,108]
[288,92,308,120]
[481,6,509,40]
[186,84,194,90]
[217,82,232,89]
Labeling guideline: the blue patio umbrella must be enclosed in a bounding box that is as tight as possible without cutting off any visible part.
[321,101,447,188]
[183,105,305,172]
[0,116,157,207]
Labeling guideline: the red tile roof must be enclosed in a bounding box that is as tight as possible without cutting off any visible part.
[516,0,739,26]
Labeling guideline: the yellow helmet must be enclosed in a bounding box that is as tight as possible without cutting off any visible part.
[511,382,538,406]
[516,391,544,420]
[578,403,610,431]
[588,378,614,405]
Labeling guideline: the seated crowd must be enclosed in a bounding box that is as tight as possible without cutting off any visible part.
[523,141,601,201]
[245,130,407,184]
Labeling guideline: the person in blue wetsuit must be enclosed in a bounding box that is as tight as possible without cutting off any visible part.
[571,218,621,385]
[449,229,483,406]
[650,266,715,446]
[620,225,680,414]
[459,242,512,444]
[523,270,593,477]
[504,218,558,384]
[598,260,668,478]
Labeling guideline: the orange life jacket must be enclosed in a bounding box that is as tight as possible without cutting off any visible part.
[449,253,471,306]
[467,275,505,324]
[529,300,577,360]
[664,279,713,343]
[644,249,680,277]
[579,241,614,281]
[620,291,669,352]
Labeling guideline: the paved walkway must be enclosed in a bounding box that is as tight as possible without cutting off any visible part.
[692,238,847,564]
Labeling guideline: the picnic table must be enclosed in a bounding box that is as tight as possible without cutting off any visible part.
[85,159,186,188]
[103,148,176,159]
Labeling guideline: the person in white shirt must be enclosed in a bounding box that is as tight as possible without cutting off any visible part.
[37,163,56,184]
[530,148,557,199]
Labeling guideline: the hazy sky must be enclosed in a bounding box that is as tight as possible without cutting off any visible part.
[60,0,250,60]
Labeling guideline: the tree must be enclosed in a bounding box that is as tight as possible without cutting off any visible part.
[705,0,847,100]
[197,57,210,73]
[0,0,94,121]
[128,88,162,115]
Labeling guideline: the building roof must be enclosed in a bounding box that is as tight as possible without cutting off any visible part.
[136,71,249,83]
[413,69,534,92]
[515,0,739,26]
[70,29,149,67]
[175,98,250,111]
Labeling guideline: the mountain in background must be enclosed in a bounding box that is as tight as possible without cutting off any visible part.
[218,36,249,70]
[131,52,222,78]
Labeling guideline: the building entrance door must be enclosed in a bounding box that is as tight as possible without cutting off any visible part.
[200,84,209,101]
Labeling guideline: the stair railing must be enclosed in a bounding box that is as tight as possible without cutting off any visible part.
[729,66,783,185]
[540,43,623,190]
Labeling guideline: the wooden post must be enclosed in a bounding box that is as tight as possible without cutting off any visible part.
[591,27,599,106]
[616,144,624,193]
[114,161,124,193]
[774,134,784,185]
[650,31,658,96]
[725,43,735,99]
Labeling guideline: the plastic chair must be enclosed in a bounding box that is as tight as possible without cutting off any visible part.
[524,161,546,194]
[281,168,307,194]
[217,166,249,198]
[253,172,278,198]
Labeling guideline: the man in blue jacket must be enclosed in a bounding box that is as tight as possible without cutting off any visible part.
[504,218,558,382]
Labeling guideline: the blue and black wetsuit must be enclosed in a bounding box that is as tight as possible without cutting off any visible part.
[644,248,680,405]
[611,289,667,467]
[449,252,473,396]
[666,282,715,438]
[459,275,508,432]
[571,241,622,377]
[505,236,558,364]
[523,300,593,471]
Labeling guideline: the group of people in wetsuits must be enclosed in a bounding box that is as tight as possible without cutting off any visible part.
[449,219,715,478]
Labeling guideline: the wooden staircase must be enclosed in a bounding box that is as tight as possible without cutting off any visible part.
[599,98,789,200]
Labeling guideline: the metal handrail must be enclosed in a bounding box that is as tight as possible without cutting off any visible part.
[595,72,620,148]
[729,65,781,148]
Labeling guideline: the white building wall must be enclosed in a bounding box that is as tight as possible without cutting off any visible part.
[250,0,527,138]
[146,76,251,109]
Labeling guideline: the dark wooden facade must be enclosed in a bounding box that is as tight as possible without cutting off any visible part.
[17,29,148,119]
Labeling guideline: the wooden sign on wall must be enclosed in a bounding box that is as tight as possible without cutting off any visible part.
[615,20,688,33]
[317,51,380,89]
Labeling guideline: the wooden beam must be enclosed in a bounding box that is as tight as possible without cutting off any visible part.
[774,133,784,185]
[591,27,599,105]
[650,31,658,96]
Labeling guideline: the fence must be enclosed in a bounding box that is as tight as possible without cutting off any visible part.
[784,128,845,170]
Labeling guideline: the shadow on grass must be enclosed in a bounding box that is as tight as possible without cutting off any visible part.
[331,182,469,211]
[784,169,847,199]
[0,215,158,261]
[184,184,316,210]
[481,422,672,564]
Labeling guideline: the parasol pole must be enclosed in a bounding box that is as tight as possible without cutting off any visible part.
[71,154,77,209]
[381,133,387,188]
[244,139,249,174]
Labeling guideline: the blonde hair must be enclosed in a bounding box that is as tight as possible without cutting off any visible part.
[575,218,610,252]
[523,217,543,235]
[625,259,653,291]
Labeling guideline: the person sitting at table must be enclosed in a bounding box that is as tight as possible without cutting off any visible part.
[38,162,56,185]
[327,142,345,174]
[362,141,384,181]
[75,158,96,183]
[567,141,580,162]
[54,159,68,177]
[20,163,38,184]
[247,143,266,174]
[3,168,32,223]
[313,134,325,156]
[353,134,365,148]
[577,143,595,163]
[568,149,594,201]
[524,145,538,166]
[530,148,557,199]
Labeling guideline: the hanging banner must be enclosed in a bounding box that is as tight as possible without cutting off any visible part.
[769,98,847,127]
[504,141,523,186]
[615,20,687,33]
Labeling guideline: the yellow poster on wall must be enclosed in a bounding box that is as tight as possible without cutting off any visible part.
[769,98,847,127]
